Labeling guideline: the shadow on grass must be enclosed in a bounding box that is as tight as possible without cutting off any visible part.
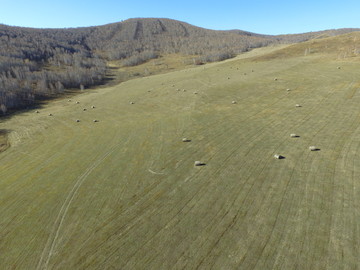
[0,129,11,153]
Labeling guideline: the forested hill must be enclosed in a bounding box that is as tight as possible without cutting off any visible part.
[0,17,359,114]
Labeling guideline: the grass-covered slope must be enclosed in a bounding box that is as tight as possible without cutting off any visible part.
[1,43,360,269]
[256,31,360,60]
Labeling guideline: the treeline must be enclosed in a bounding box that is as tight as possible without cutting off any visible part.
[0,24,106,113]
[0,18,359,114]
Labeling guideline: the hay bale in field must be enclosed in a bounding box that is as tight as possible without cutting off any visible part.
[130,101,134,104]
[68,99,71,102]
[183,89,186,92]
[337,66,341,69]
[295,104,301,107]
[274,78,278,81]
[274,154,284,159]
[194,161,206,166]
[182,138,191,142]
[309,146,319,151]
[232,101,237,104]
[286,88,291,91]
[194,92,198,94]
[76,119,80,122]
[48,113,52,116]
[35,110,39,113]
[76,101,80,104]
[91,106,95,108]
[290,134,299,138]
[227,77,230,79]
[93,119,98,122]
[83,108,87,111]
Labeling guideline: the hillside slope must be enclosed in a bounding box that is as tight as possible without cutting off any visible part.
[255,31,360,60]
[1,18,359,114]
[1,42,360,269]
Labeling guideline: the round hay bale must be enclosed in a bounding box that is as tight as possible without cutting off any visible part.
[35,110,39,113]
[309,146,318,151]
[295,104,301,107]
[290,134,298,138]
[183,89,186,92]
[93,119,98,122]
[130,101,134,104]
[48,113,53,116]
[182,138,191,142]
[232,101,237,104]
[227,77,230,79]
[91,106,95,108]
[68,99,71,102]
[76,101,80,104]
[337,66,341,69]
[83,108,87,111]
[193,92,198,94]
[194,161,205,166]
[274,78,278,81]
[274,154,284,159]
[76,119,80,122]
[286,88,291,91]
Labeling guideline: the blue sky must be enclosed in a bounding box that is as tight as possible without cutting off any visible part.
[0,0,359,34]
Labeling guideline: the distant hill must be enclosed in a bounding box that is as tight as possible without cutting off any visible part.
[254,31,360,61]
[0,17,359,113]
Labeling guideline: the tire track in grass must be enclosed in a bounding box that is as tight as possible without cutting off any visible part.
[189,125,299,269]
[267,86,358,269]
[50,65,344,268]
[188,73,342,268]
[92,65,334,268]
[184,77,343,269]
[292,95,354,268]
[0,117,75,184]
[323,99,360,269]
[139,94,305,268]
[85,101,259,267]
[167,80,334,268]
[228,91,342,268]
[36,142,123,270]
[270,90,348,269]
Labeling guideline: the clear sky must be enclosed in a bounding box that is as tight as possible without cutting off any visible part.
[0,0,359,35]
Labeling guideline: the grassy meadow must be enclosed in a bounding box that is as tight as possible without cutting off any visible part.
[1,37,360,269]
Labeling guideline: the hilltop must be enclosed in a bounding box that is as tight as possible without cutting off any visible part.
[0,18,359,113]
